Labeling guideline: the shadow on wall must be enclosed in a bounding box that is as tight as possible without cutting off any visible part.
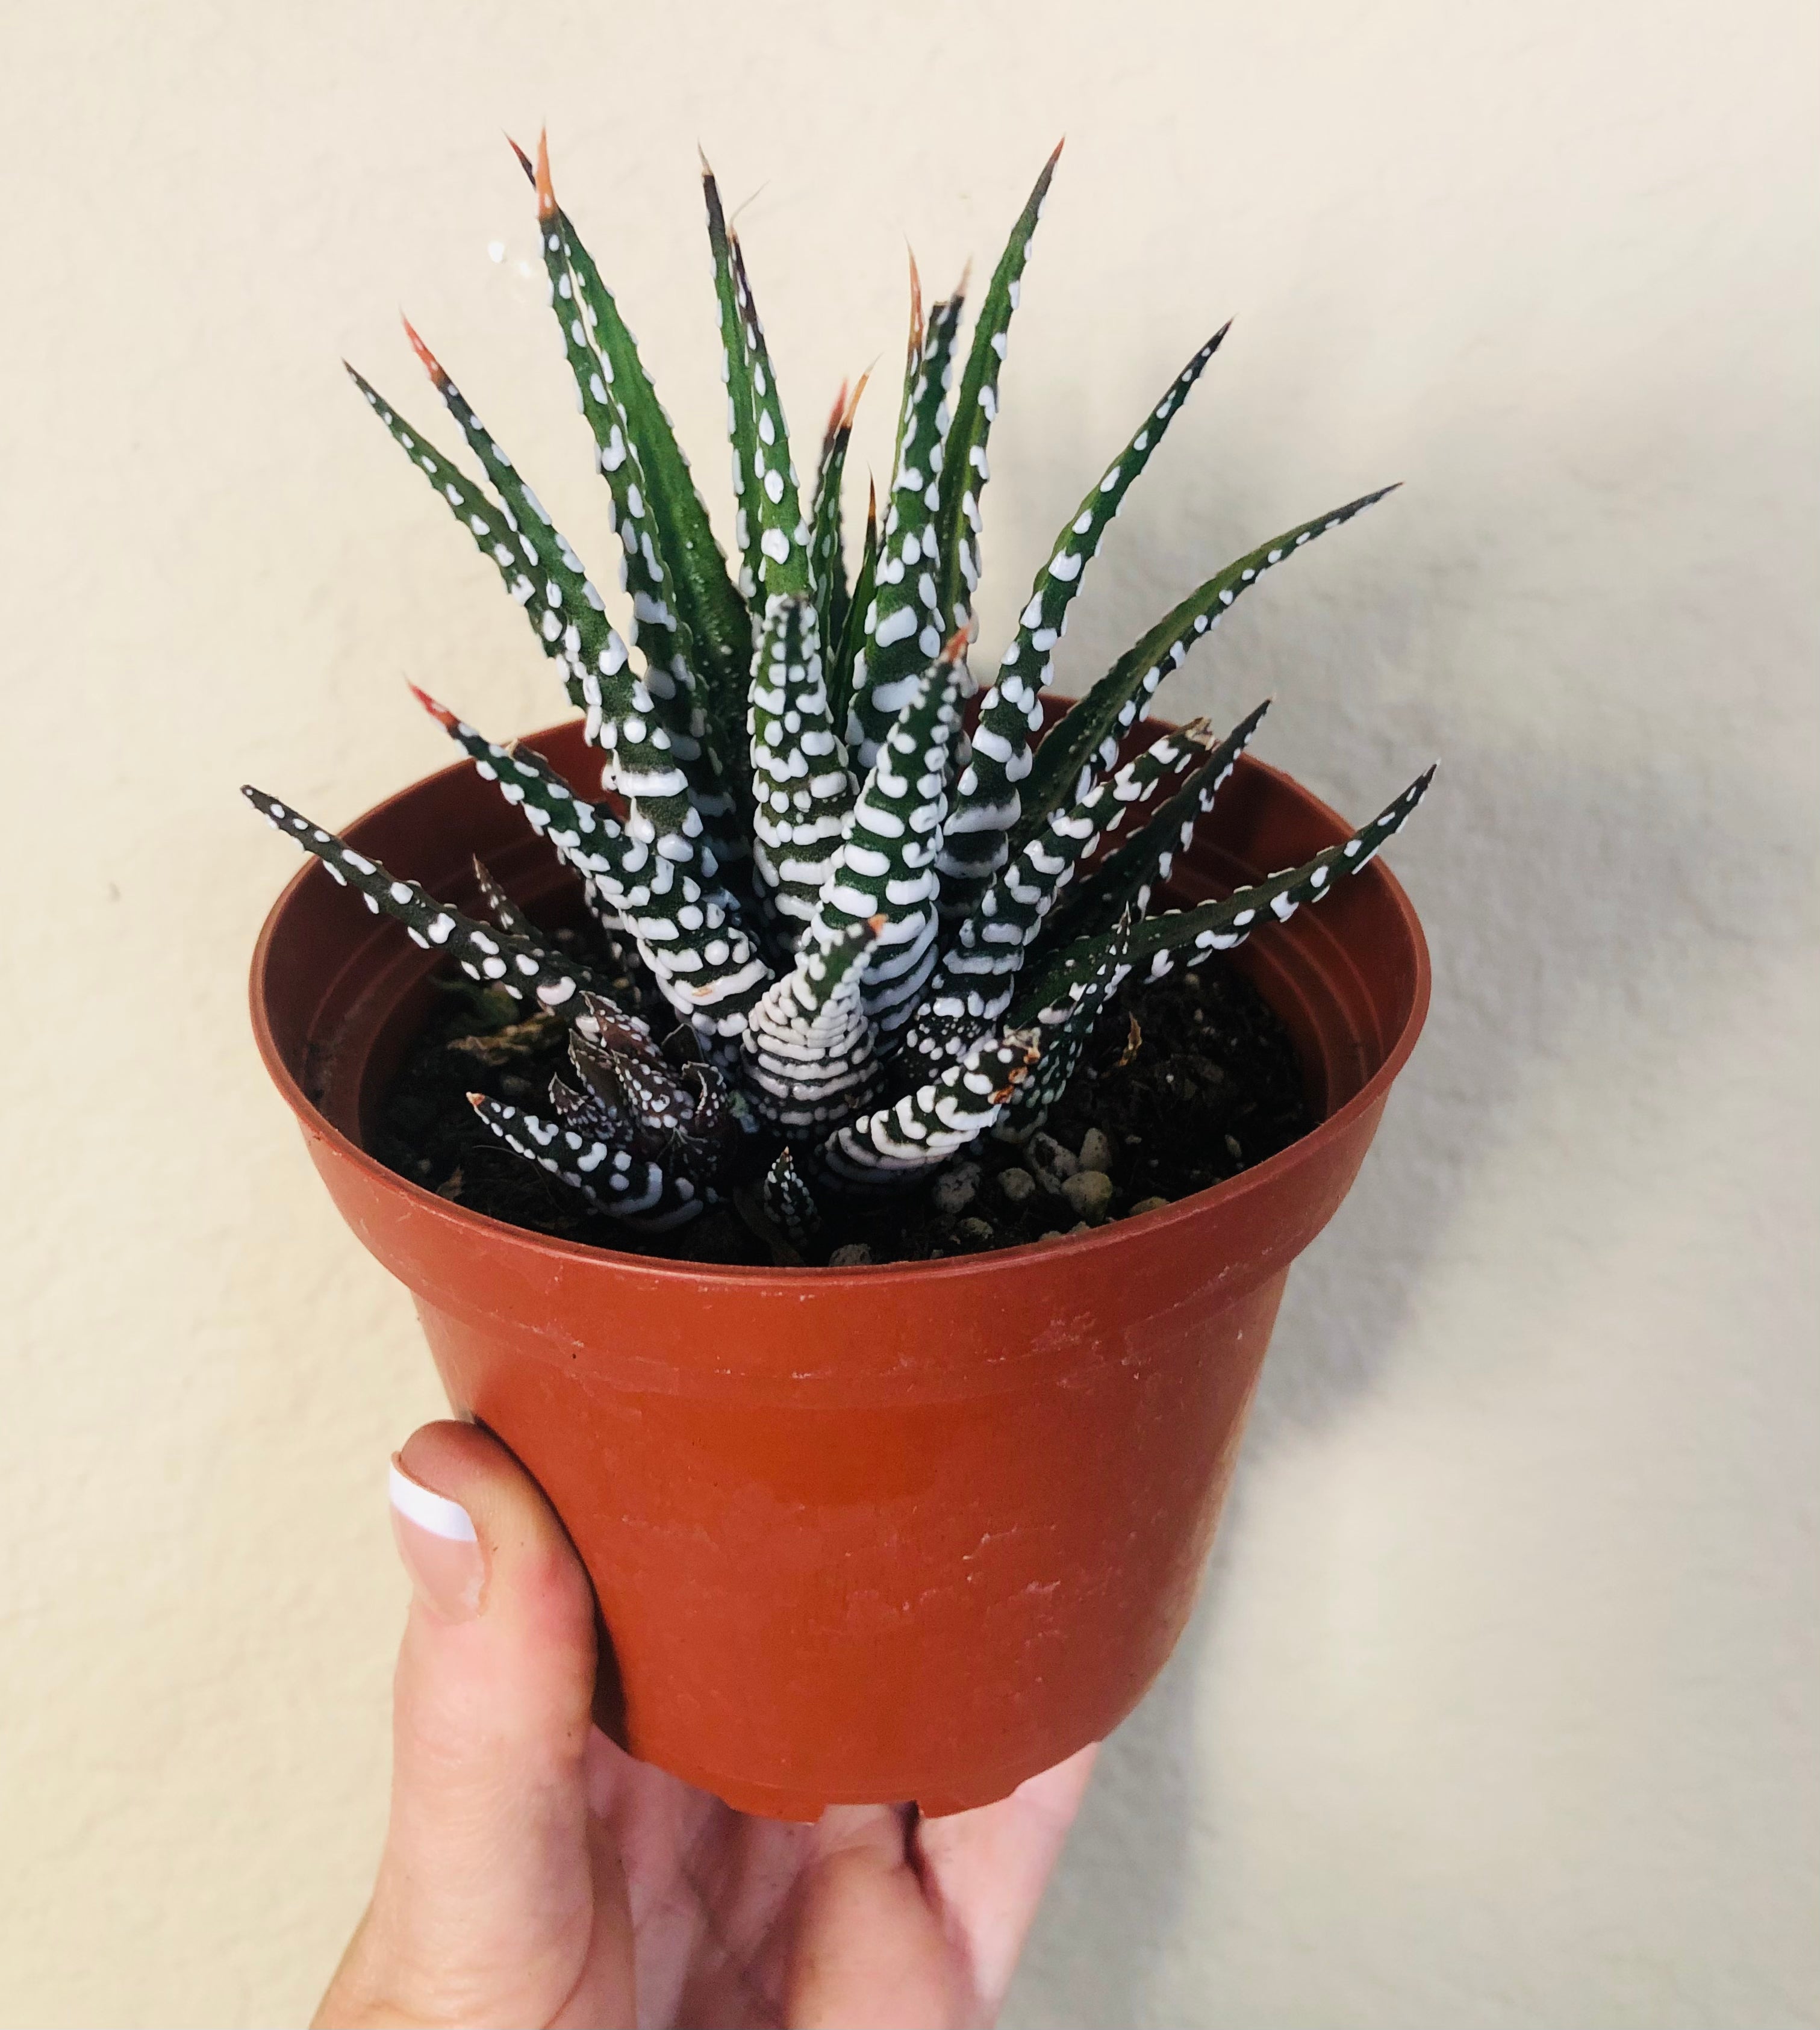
[989,383,1807,2022]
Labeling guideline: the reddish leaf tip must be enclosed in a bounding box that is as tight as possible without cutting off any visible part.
[407,681,458,729]
[505,133,535,182]
[534,129,557,221]
[399,315,447,387]
[905,248,924,355]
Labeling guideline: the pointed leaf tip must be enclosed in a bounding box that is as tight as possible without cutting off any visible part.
[399,315,446,385]
[407,680,458,729]
[843,369,871,430]
[506,134,534,182]
[534,129,556,220]
[824,378,850,441]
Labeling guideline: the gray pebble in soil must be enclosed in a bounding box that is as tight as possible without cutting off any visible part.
[1130,1194,1172,1216]
[828,1242,873,1267]
[1027,1132,1079,1194]
[997,1167,1037,1204]
[1077,1127,1114,1174]
[931,1162,981,1216]
[955,1217,995,1248]
[1061,1169,1115,1222]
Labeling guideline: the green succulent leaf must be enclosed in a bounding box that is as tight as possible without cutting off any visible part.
[936,326,1230,914]
[242,786,611,1011]
[935,141,1062,627]
[1017,485,1398,846]
[907,719,1218,1063]
[809,377,863,667]
[700,160,769,609]
[761,1147,823,1245]
[847,286,968,767]
[470,856,538,941]
[411,685,628,895]
[469,1093,705,1229]
[827,478,877,742]
[1000,912,1135,1137]
[1011,767,1436,1024]
[1031,697,1271,960]
[522,136,752,779]
[740,915,884,1134]
[808,638,970,1035]
[705,193,812,603]
[408,687,773,1042]
[346,364,596,681]
[747,595,857,932]
[815,1026,1042,1189]
[392,325,625,689]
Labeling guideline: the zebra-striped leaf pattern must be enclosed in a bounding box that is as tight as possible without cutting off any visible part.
[935,140,1062,627]
[243,787,609,1012]
[1015,485,1397,845]
[747,596,856,932]
[936,327,1230,915]
[847,287,967,767]
[906,720,1219,1062]
[1029,699,1271,962]
[254,146,1430,1235]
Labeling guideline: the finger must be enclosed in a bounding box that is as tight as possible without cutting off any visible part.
[911,1745,1100,2024]
[785,1806,953,2029]
[314,1422,634,2030]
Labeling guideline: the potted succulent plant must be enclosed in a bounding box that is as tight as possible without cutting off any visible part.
[248,136,1432,1820]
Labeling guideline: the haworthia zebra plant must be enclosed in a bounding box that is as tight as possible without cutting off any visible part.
[246,135,1433,1242]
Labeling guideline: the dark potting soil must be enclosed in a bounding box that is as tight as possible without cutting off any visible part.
[372,932,1315,1268]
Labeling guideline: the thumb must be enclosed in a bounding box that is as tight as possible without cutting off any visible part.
[314,1421,633,2029]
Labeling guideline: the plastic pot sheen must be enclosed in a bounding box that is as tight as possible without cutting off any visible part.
[249,709,1429,1820]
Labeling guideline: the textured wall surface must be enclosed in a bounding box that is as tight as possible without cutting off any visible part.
[2,4,1815,2024]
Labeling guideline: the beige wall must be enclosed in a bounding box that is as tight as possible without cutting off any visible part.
[3,2,1815,2023]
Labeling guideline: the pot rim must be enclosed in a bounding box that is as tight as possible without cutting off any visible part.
[249,726,1430,1290]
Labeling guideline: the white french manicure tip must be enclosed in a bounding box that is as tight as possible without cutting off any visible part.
[389,1462,478,1542]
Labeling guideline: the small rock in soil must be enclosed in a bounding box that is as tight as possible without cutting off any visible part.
[1077,1127,1114,1174]
[955,1217,995,1249]
[997,1167,1036,1204]
[1027,1133,1079,1194]
[1061,1170,1115,1222]
[1130,1195,1171,1216]
[829,1242,873,1267]
[932,1162,980,1216]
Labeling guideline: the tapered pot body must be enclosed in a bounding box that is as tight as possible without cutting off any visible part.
[251,712,1429,1817]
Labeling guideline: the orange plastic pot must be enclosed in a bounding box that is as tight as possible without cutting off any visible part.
[250,709,1429,1820]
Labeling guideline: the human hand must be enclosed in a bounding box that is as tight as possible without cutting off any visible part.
[315,1421,1096,2029]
